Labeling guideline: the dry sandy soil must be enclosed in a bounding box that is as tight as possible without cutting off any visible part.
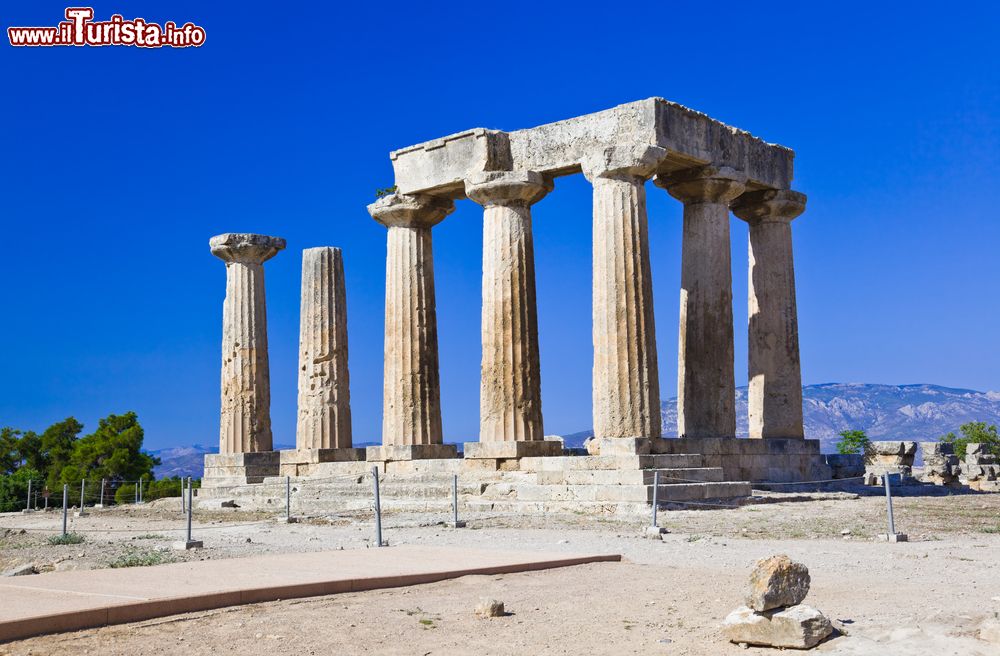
[1,487,999,655]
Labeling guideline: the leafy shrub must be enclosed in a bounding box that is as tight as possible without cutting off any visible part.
[48,532,85,545]
[114,483,137,505]
[109,547,174,568]
[941,422,1000,458]
[0,467,41,512]
[835,429,871,458]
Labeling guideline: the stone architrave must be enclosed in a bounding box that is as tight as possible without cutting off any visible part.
[656,166,747,439]
[295,247,353,450]
[209,233,285,454]
[367,193,457,461]
[465,171,551,449]
[582,144,666,443]
[732,190,807,439]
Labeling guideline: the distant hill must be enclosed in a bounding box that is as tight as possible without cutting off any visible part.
[564,383,1000,452]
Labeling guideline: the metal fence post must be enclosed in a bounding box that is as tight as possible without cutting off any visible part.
[80,479,86,508]
[172,476,203,551]
[98,478,106,508]
[450,474,465,528]
[882,472,908,542]
[181,478,186,514]
[138,478,143,504]
[134,482,138,504]
[372,467,384,547]
[25,479,32,512]
[286,475,292,523]
[61,485,68,536]
[187,478,194,542]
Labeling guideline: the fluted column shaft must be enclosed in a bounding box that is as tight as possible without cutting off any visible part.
[657,166,747,438]
[584,145,666,440]
[368,193,454,447]
[466,171,550,443]
[733,190,807,439]
[296,247,352,449]
[210,233,285,454]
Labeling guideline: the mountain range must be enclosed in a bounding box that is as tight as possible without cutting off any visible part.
[152,384,1000,478]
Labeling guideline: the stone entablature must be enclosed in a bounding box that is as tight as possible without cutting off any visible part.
[389,98,794,198]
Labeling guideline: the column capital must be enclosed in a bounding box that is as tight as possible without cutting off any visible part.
[464,170,552,207]
[210,233,286,264]
[581,143,667,182]
[655,165,747,204]
[732,189,807,224]
[368,193,454,229]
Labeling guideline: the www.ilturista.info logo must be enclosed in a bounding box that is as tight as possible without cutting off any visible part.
[8,8,206,48]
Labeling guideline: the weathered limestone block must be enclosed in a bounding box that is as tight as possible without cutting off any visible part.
[210,233,285,454]
[296,247,352,450]
[746,554,810,612]
[656,166,746,438]
[920,442,959,485]
[465,171,550,444]
[583,144,664,440]
[390,99,795,197]
[732,190,807,439]
[865,441,917,482]
[825,453,865,479]
[368,193,454,451]
[722,605,832,649]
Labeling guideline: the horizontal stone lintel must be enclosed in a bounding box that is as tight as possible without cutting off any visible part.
[390,98,794,197]
[463,440,563,459]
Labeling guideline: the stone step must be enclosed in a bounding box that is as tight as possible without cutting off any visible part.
[480,481,750,503]
[534,467,725,485]
[519,454,704,471]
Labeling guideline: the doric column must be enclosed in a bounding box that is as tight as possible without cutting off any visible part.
[296,247,352,450]
[732,189,807,439]
[465,171,550,444]
[582,144,666,440]
[209,233,285,454]
[368,193,454,450]
[656,166,746,438]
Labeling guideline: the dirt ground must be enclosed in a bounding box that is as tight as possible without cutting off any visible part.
[2,488,999,655]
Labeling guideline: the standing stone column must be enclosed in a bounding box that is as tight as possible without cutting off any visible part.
[367,193,457,461]
[656,166,746,438]
[463,171,561,458]
[296,247,352,450]
[583,144,666,445]
[209,233,285,454]
[732,190,807,439]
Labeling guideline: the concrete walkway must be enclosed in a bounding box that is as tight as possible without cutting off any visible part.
[0,545,620,643]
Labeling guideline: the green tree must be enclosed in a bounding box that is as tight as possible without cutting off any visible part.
[941,421,1000,458]
[66,412,158,485]
[835,429,871,457]
[0,467,41,512]
[0,428,20,474]
[39,417,83,489]
[16,430,43,473]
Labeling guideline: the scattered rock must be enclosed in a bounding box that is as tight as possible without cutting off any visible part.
[475,598,505,618]
[2,564,36,577]
[746,555,810,612]
[981,619,1000,645]
[722,604,832,649]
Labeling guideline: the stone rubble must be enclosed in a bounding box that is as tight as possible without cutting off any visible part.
[722,555,832,650]
[863,441,917,485]
[920,442,960,486]
[961,443,1000,492]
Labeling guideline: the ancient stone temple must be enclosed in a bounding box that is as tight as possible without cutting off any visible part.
[201,99,830,511]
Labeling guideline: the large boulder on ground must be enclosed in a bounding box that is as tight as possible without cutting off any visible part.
[746,555,811,612]
[723,604,833,649]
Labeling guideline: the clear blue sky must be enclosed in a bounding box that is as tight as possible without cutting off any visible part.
[2,1,998,450]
